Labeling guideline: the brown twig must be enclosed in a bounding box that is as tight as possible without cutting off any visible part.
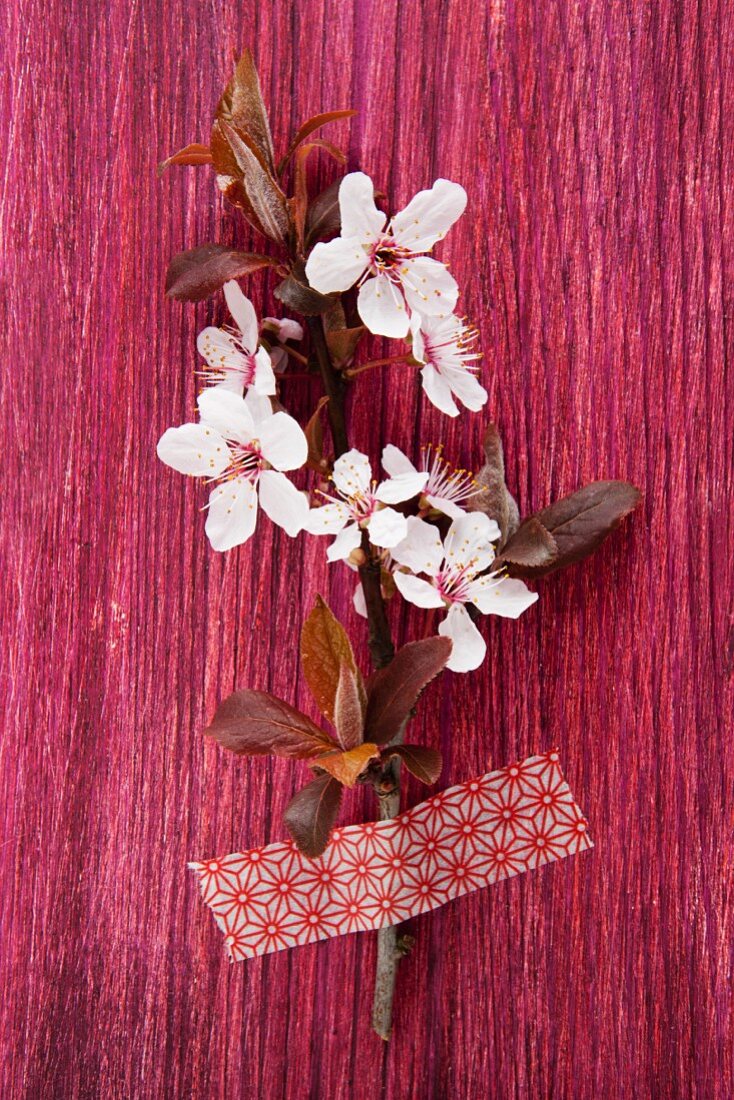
[307,316,349,457]
[344,354,411,379]
[309,315,403,1039]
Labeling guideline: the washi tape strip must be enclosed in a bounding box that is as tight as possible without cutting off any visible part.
[190,749,592,960]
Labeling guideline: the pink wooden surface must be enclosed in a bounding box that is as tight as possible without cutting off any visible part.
[2,0,732,1096]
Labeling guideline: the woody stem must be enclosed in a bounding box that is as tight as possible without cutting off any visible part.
[309,314,402,1041]
[344,355,411,379]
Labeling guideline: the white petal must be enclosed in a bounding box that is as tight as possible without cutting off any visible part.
[252,347,277,395]
[205,477,258,551]
[391,516,444,576]
[327,521,362,562]
[424,493,465,520]
[353,582,368,618]
[391,179,468,251]
[197,387,255,444]
[305,502,351,534]
[439,604,486,673]
[444,512,498,571]
[420,364,459,417]
[401,257,459,317]
[223,281,258,350]
[471,577,539,619]
[243,387,274,424]
[357,275,410,338]
[410,314,426,362]
[156,423,231,478]
[367,507,408,548]
[305,235,368,294]
[393,570,445,609]
[259,411,307,471]
[339,172,386,242]
[197,326,244,372]
[381,444,416,478]
[258,470,309,536]
[332,449,372,497]
[374,471,428,504]
[444,366,488,412]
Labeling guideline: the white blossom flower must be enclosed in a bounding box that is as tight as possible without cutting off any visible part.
[260,316,304,373]
[411,314,487,417]
[304,172,467,339]
[197,281,276,395]
[381,443,482,519]
[391,513,538,672]
[306,449,425,562]
[157,388,308,552]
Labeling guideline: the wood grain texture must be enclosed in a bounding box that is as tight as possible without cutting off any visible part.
[1,0,732,1096]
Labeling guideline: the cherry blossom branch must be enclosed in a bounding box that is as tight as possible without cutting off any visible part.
[307,316,404,1039]
[344,355,411,379]
[306,316,349,457]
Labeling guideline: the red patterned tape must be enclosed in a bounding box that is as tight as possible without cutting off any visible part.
[190,750,592,960]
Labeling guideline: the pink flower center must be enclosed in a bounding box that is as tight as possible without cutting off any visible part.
[368,235,412,279]
[200,329,259,387]
[223,440,266,483]
[435,562,477,605]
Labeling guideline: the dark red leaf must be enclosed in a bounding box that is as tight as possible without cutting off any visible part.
[386,744,442,785]
[165,244,278,301]
[157,142,212,176]
[275,261,336,315]
[305,179,342,246]
[466,423,520,547]
[278,109,357,173]
[493,516,558,572]
[205,689,334,759]
[497,481,642,578]
[216,49,275,173]
[364,636,452,746]
[284,774,343,858]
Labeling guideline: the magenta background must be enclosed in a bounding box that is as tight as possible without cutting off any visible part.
[2,0,732,1097]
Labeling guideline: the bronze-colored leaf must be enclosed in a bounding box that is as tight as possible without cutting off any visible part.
[165,244,278,301]
[205,689,334,758]
[275,261,336,315]
[333,663,365,749]
[364,636,452,746]
[210,122,265,229]
[291,140,347,251]
[326,326,366,369]
[493,516,558,572]
[304,395,330,473]
[314,743,379,788]
[278,109,357,173]
[216,49,275,173]
[158,142,212,176]
[466,423,520,548]
[221,123,291,244]
[386,744,442,785]
[300,596,364,723]
[498,481,642,578]
[284,774,342,858]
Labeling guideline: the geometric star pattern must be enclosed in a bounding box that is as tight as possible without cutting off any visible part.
[189,750,592,961]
